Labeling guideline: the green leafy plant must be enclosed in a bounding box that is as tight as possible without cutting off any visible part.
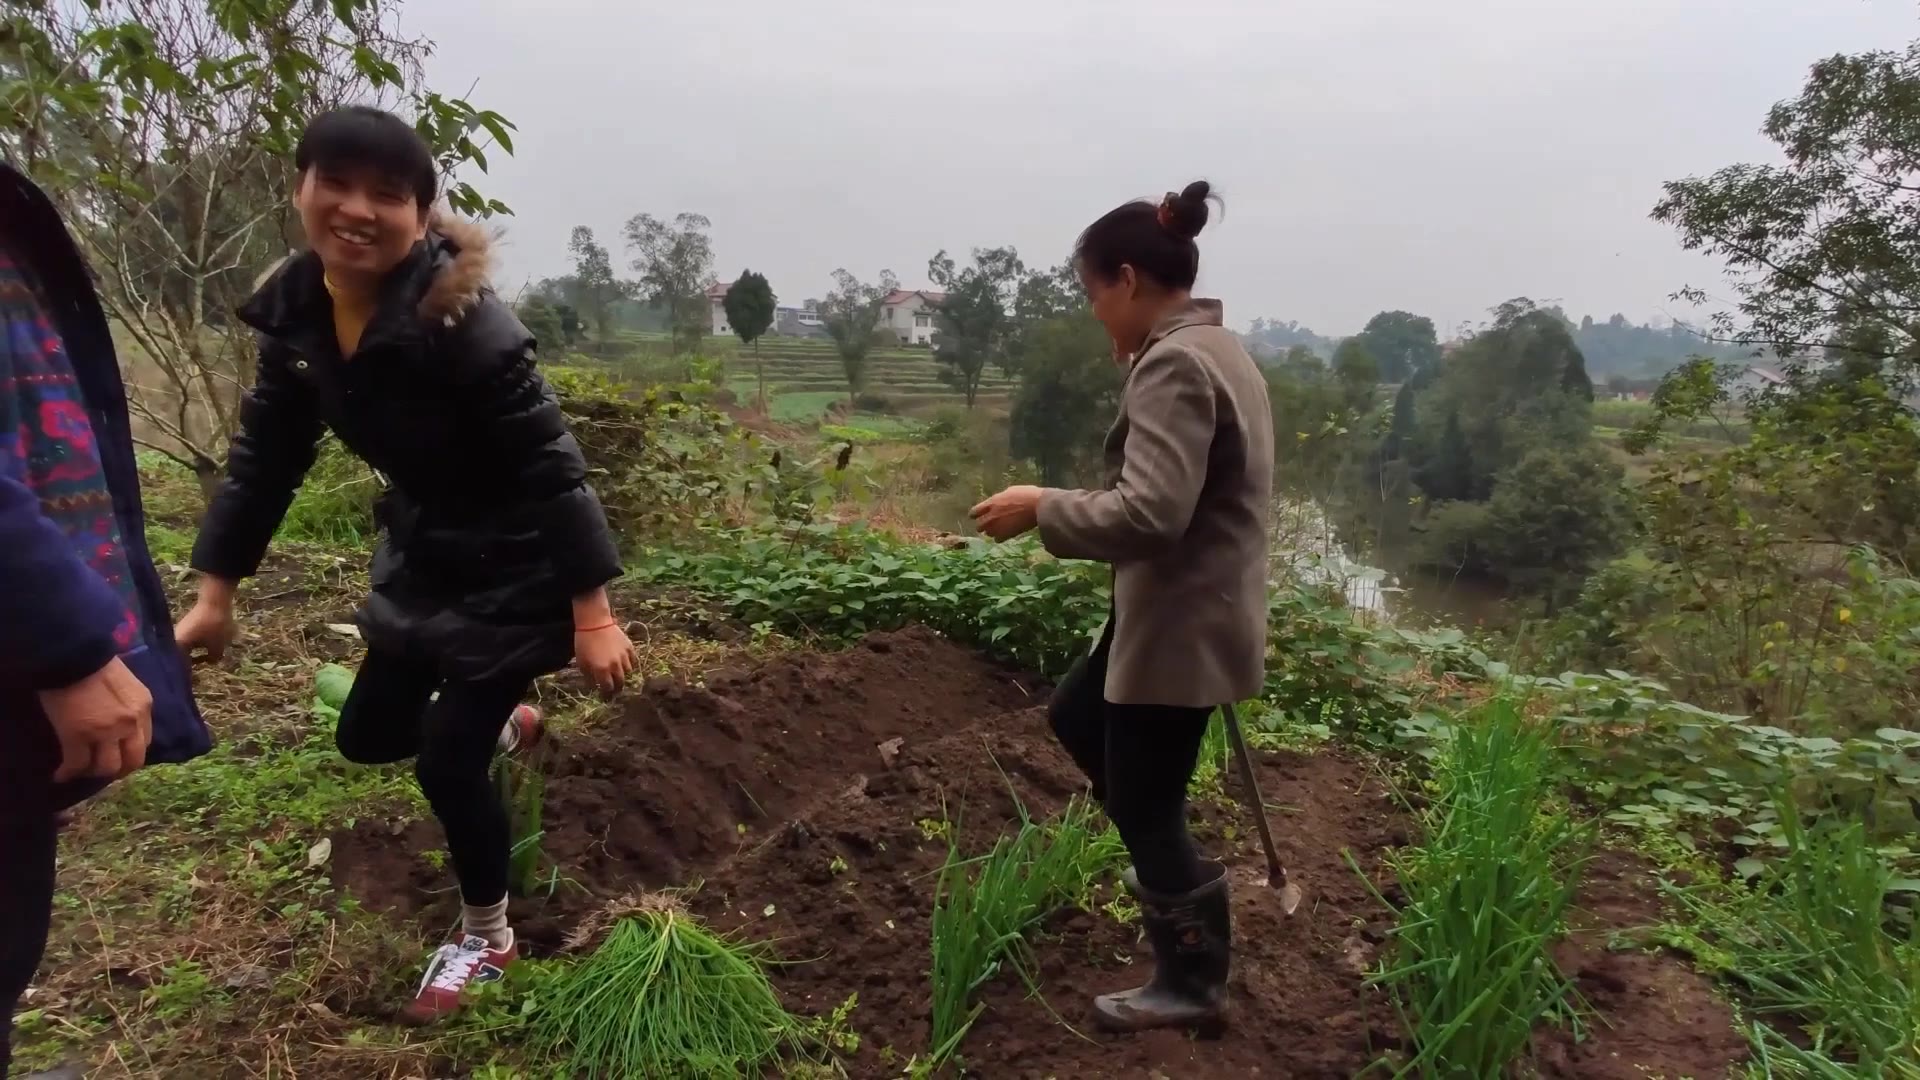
[638,527,1111,678]
[313,663,355,723]
[1359,696,1596,1078]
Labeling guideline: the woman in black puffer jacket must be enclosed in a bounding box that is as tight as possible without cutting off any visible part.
[176,106,635,1023]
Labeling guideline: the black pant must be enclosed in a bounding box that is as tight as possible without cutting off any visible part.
[1048,624,1215,897]
[336,649,530,908]
[1,811,56,1079]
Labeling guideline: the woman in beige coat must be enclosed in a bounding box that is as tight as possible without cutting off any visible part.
[972,180,1274,1033]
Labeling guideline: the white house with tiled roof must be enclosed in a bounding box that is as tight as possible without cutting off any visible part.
[879,289,946,346]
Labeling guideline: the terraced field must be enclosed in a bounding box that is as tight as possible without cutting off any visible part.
[611,332,1016,420]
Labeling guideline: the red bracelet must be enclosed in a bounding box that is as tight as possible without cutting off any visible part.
[576,621,619,633]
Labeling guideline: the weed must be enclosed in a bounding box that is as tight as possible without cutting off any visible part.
[276,438,378,547]
[1666,806,1920,1075]
[494,758,551,898]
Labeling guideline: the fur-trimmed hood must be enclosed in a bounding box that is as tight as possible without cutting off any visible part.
[239,209,497,339]
[418,211,494,325]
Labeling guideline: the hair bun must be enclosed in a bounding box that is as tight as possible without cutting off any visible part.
[1160,180,1217,240]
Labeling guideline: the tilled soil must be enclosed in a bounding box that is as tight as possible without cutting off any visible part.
[330,627,1747,1078]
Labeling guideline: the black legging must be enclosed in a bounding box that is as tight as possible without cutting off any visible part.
[1048,624,1214,897]
[335,649,531,908]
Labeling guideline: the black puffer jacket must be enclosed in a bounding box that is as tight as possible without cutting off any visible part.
[191,216,622,681]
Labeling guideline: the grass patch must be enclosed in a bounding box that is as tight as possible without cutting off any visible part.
[276,438,377,547]
[1360,696,1596,1077]
[1666,807,1920,1075]
[111,710,420,843]
[528,896,823,1078]
[768,391,849,423]
[928,794,1125,1067]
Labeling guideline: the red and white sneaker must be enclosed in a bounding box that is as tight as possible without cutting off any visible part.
[496,704,544,755]
[401,933,517,1024]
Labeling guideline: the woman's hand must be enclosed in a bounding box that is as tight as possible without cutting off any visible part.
[174,577,239,663]
[572,588,637,697]
[970,485,1044,542]
[574,622,638,697]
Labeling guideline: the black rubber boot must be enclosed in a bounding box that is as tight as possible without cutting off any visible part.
[1092,862,1231,1033]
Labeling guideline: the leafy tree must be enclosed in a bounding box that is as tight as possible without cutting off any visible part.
[1004,262,1080,376]
[1415,410,1475,503]
[1267,351,1374,498]
[1279,345,1323,373]
[1403,298,1595,502]
[556,304,582,345]
[567,227,625,342]
[1010,308,1122,486]
[1244,317,1334,359]
[1333,338,1380,396]
[517,297,564,352]
[1474,446,1630,611]
[819,269,898,409]
[723,270,777,412]
[1655,41,1920,374]
[1571,313,1745,377]
[928,246,1024,407]
[1355,311,1440,383]
[0,0,512,495]
[624,211,715,357]
[1417,445,1629,612]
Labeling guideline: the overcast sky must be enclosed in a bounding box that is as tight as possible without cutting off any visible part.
[404,0,1915,339]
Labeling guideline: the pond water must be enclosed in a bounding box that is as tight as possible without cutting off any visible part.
[1269,499,1509,628]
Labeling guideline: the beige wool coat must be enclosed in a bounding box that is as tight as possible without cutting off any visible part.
[1036,299,1275,707]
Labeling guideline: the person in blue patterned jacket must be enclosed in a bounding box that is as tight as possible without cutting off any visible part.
[0,160,211,1079]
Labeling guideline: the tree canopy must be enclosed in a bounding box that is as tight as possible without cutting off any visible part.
[1655,41,1920,379]
[0,0,511,491]
[724,270,776,347]
[567,227,626,342]
[928,246,1024,408]
[624,211,715,355]
[1354,311,1440,383]
[820,269,898,408]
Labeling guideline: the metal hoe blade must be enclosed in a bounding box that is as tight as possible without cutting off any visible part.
[1221,704,1303,915]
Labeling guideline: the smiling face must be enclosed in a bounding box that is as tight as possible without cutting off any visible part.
[1078,259,1153,359]
[294,164,428,283]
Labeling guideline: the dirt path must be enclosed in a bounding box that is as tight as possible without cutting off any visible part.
[327,627,1748,1078]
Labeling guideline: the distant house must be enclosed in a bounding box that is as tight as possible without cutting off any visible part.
[710,281,937,341]
[707,282,736,336]
[878,289,946,346]
[776,303,825,337]
[1728,364,1788,399]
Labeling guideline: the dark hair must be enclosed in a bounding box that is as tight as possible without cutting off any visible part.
[1073,180,1222,291]
[295,106,438,209]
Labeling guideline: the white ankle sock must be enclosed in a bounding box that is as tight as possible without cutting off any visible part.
[462,896,511,950]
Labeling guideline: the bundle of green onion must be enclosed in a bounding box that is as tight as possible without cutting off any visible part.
[531,898,805,1078]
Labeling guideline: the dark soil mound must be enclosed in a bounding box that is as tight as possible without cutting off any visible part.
[332,627,1039,936]
[329,626,1747,1078]
[689,720,1408,1078]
